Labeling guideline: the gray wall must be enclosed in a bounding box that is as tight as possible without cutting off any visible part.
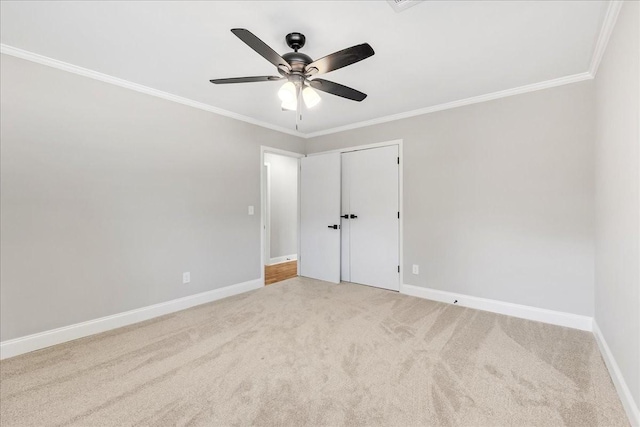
[264,153,298,260]
[594,1,640,409]
[306,81,596,316]
[0,55,304,341]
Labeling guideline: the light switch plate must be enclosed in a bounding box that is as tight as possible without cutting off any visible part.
[183,272,190,284]
[248,205,254,215]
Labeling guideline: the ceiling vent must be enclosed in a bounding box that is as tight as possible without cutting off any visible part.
[386,0,424,13]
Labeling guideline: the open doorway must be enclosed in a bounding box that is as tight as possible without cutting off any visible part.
[262,149,302,285]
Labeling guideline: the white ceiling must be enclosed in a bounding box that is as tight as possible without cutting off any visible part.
[1,1,608,136]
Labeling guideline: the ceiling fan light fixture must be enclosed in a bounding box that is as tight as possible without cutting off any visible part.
[278,82,297,103]
[281,98,297,111]
[303,86,321,108]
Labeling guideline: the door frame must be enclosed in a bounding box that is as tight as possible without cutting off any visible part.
[307,139,404,292]
[263,162,271,265]
[260,146,305,286]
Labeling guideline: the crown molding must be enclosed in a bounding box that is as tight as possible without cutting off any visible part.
[0,44,305,138]
[304,71,593,139]
[305,0,621,139]
[589,0,624,77]
[3,0,617,143]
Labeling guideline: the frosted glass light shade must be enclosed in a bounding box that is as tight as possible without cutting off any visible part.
[281,98,297,111]
[278,82,296,102]
[303,86,321,108]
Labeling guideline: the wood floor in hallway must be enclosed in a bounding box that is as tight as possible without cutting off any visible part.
[265,260,297,285]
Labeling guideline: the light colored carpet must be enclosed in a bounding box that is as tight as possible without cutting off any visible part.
[0,277,628,426]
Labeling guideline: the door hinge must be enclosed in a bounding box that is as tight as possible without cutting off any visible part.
[397,265,400,273]
[397,157,400,164]
[397,211,400,219]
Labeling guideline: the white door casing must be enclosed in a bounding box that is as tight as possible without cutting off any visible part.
[300,153,341,283]
[263,163,271,265]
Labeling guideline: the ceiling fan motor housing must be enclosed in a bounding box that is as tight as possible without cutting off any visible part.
[281,32,312,74]
[282,51,312,72]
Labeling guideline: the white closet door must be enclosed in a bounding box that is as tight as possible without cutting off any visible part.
[349,146,399,291]
[300,153,341,283]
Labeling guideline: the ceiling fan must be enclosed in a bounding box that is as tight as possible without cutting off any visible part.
[210,29,375,128]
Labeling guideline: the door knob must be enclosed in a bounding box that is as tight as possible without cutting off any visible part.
[341,214,349,219]
[350,214,358,219]
[327,224,339,229]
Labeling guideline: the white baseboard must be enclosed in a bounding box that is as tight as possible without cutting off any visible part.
[400,284,593,331]
[0,278,263,360]
[268,254,297,265]
[593,321,640,426]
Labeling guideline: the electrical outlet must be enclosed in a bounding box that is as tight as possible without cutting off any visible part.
[183,272,190,284]
[412,264,419,275]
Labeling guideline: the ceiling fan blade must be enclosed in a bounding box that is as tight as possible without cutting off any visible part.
[209,76,285,84]
[309,79,367,102]
[305,43,374,76]
[231,28,291,72]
